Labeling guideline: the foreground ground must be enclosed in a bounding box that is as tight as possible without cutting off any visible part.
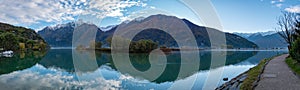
[256,54,300,90]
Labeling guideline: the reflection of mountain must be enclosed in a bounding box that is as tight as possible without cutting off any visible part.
[38,49,259,83]
[150,51,258,83]
[237,51,286,64]
[38,49,75,72]
[38,14,257,48]
[0,51,47,75]
[38,49,112,72]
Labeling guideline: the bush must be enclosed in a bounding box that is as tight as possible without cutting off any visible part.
[130,40,158,53]
[19,43,25,50]
[286,57,300,76]
[0,32,19,50]
[290,38,300,62]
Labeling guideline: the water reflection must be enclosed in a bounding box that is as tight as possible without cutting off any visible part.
[0,49,287,89]
[0,51,47,75]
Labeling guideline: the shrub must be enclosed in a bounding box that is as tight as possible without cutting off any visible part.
[19,43,25,50]
[130,40,158,53]
[95,42,102,49]
[39,42,47,50]
[290,38,300,62]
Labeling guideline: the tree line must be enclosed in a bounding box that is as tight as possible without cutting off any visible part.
[77,37,159,53]
[277,12,300,62]
[0,32,47,51]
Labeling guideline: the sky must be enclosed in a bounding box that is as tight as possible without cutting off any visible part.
[0,0,299,33]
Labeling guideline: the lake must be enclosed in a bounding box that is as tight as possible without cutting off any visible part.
[0,49,287,90]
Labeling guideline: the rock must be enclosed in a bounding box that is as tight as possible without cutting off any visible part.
[223,77,229,81]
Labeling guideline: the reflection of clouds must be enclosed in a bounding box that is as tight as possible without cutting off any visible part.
[171,64,255,89]
[0,62,258,89]
[0,64,172,90]
[0,64,121,90]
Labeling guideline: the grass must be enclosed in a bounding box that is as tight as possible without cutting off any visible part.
[285,57,300,76]
[240,58,270,90]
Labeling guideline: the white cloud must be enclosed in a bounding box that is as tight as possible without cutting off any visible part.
[0,0,147,27]
[271,0,284,4]
[278,0,284,2]
[271,1,276,4]
[285,5,300,13]
[276,4,283,8]
[270,0,285,8]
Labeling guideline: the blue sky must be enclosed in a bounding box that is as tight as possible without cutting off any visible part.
[0,0,299,33]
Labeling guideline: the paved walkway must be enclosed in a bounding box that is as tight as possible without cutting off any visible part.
[256,54,300,90]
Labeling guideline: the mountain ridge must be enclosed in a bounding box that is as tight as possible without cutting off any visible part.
[234,32,288,48]
[38,14,257,48]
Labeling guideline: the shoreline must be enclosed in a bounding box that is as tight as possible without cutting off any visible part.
[50,47,288,51]
[216,71,249,90]
[216,54,284,90]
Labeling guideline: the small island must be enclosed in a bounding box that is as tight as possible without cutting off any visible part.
[75,37,172,53]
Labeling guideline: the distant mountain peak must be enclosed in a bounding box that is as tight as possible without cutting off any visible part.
[44,22,76,31]
[100,25,117,31]
[233,31,277,38]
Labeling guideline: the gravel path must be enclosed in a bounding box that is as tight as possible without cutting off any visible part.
[256,54,300,90]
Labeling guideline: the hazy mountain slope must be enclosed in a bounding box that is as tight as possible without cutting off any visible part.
[234,32,288,48]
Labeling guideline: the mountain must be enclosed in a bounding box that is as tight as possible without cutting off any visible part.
[38,14,257,48]
[234,32,288,48]
[234,31,277,38]
[38,22,77,47]
[0,22,47,50]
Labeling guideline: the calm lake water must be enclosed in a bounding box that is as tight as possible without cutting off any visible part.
[0,49,287,90]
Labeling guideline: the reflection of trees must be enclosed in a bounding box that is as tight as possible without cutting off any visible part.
[0,50,47,75]
[107,51,257,83]
[37,49,258,84]
[128,53,151,71]
[39,50,108,73]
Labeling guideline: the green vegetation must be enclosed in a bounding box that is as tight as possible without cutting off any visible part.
[0,22,48,51]
[290,14,300,62]
[76,45,85,50]
[290,38,300,62]
[240,58,270,90]
[106,36,159,53]
[0,32,18,50]
[89,41,102,49]
[0,51,47,74]
[286,57,300,76]
[129,39,158,53]
[0,32,47,51]
[286,13,300,74]
[76,41,103,50]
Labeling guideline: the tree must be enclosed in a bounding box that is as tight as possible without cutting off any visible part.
[292,14,300,39]
[19,43,25,51]
[290,38,300,62]
[95,42,102,49]
[0,32,19,50]
[109,36,131,50]
[89,40,102,49]
[106,36,112,47]
[290,13,300,61]
[26,40,35,49]
[76,45,85,50]
[89,41,96,49]
[277,12,298,50]
[39,42,47,50]
[130,40,158,53]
